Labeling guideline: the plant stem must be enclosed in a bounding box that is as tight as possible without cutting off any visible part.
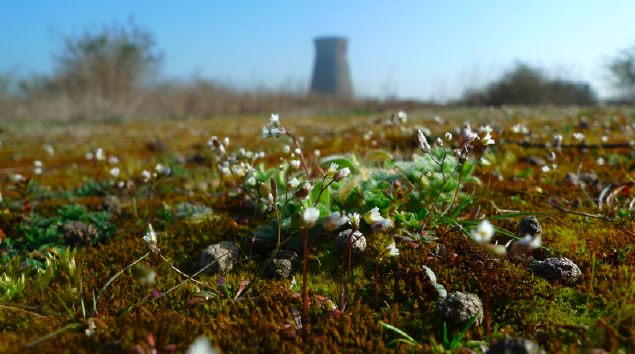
[375,254,383,308]
[301,226,309,336]
[286,131,311,181]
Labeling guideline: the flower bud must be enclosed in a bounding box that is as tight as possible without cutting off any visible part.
[333,167,350,182]
[323,212,349,231]
[364,207,383,224]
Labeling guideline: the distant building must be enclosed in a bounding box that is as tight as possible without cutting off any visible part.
[310,37,353,99]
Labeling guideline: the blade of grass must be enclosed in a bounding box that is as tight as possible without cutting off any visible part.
[55,294,76,324]
[21,323,82,350]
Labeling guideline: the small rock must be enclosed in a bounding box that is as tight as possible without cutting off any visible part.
[191,242,241,275]
[264,250,301,279]
[63,221,99,246]
[146,139,168,153]
[102,196,121,216]
[528,257,581,286]
[519,216,542,236]
[435,291,483,328]
[335,229,367,256]
[563,172,578,186]
[527,156,546,166]
[486,336,545,354]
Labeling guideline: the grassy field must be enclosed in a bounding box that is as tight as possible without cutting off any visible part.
[1,106,635,353]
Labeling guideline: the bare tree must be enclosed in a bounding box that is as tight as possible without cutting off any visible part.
[606,46,635,102]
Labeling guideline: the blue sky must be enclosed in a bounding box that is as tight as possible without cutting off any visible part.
[1,1,634,100]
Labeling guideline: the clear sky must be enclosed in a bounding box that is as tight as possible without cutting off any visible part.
[1,1,634,100]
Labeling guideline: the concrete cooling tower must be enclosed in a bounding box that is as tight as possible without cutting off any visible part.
[310,36,353,99]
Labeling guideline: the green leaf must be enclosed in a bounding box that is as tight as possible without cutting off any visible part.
[362,149,394,164]
[319,154,359,173]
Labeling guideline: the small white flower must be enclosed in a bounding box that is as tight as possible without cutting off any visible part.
[383,242,399,257]
[323,212,349,231]
[303,207,320,228]
[34,160,42,167]
[109,167,120,178]
[14,174,24,182]
[397,110,407,123]
[117,180,125,188]
[572,133,585,142]
[597,157,605,166]
[436,137,444,146]
[541,165,550,173]
[43,144,54,156]
[185,336,221,354]
[314,149,321,157]
[143,224,157,245]
[364,207,383,225]
[223,137,230,146]
[34,167,42,175]
[221,166,231,176]
[333,167,350,182]
[478,125,493,134]
[231,165,245,177]
[294,148,301,155]
[269,113,280,127]
[553,135,563,146]
[141,170,151,183]
[546,151,556,161]
[0,192,3,203]
[601,136,609,143]
[283,145,291,154]
[262,193,275,211]
[417,129,431,153]
[480,157,491,166]
[511,234,541,254]
[108,156,119,165]
[95,148,105,161]
[156,164,171,175]
[471,220,494,245]
[481,133,495,145]
[85,152,94,160]
[347,212,360,228]
[287,177,300,189]
[371,218,392,233]
[465,132,479,142]
[445,132,452,141]
[262,127,283,139]
[326,163,339,177]
[133,264,156,285]
[290,160,301,169]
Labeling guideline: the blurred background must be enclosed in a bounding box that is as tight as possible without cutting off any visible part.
[1,0,634,121]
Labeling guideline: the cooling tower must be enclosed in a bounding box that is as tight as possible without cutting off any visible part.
[310,37,353,99]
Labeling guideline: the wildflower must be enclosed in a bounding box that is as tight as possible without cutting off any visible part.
[314,149,321,157]
[110,167,120,178]
[541,165,550,173]
[246,176,257,187]
[207,136,219,149]
[141,170,151,183]
[487,244,507,257]
[223,137,230,146]
[294,182,314,201]
[95,148,105,161]
[290,160,301,170]
[85,152,94,160]
[481,133,495,145]
[231,165,245,177]
[303,207,320,228]
[287,177,299,189]
[397,110,407,123]
[43,144,54,156]
[597,157,605,166]
[478,125,493,134]
[258,151,265,159]
[471,220,494,245]
[572,132,585,142]
[364,207,383,224]
[156,164,171,175]
[262,193,275,211]
[333,167,350,182]
[133,265,156,285]
[185,336,221,354]
[465,132,479,142]
[382,242,399,257]
[117,180,125,188]
[221,166,231,176]
[417,129,431,153]
[295,148,301,155]
[108,156,119,164]
[33,160,43,175]
[323,212,349,231]
[436,137,443,146]
[326,163,338,177]
[269,113,280,127]
[553,134,563,147]
[480,157,491,166]
[143,224,157,245]
[348,212,360,229]
[546,151,556,161]
[0,193,3,203]
[445,132,452,141]
[283,145,291,154]
[371,218,392,233]
[262,127,283,139]
[511,234,541,254]
[453,149,461,157]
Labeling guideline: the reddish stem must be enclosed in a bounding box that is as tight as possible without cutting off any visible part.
[301,226,309,337]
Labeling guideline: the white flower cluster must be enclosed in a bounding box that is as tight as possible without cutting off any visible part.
[470,220,541,257]
[364,207,392,233]
[262,113,285,138]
